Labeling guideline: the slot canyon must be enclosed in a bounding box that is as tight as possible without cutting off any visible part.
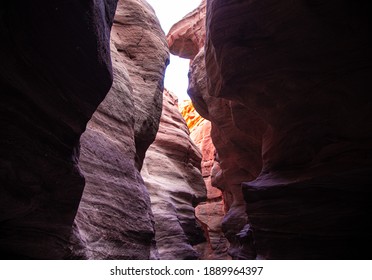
[1,0,371,260]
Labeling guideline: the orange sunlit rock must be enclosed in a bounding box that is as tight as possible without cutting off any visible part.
[179,99,205,132]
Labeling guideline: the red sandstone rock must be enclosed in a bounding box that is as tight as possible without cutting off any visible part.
[70,0,168,259]
[192,121,230,260]
[170,0,372,259]
[3,0,370,261]
[184,50,270,259]
[172,27,263,260]
[141,89,207,259]
[167,0,206,59]
[179,100,230,259]
[205,0,372,259]
[179,100,205,131]
[0,0,118,259]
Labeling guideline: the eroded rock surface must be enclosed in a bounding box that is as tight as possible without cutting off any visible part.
[69,0,168,259]
[141,89,206,260]
[180,101,230,259]
[169,1,263,258]
[0,0,118,259]
[170,0,372,259]
[205,0,372,259]
[167,0,206,59]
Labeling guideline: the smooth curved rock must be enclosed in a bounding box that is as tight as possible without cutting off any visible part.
[69,0,168,259]
[141,89,207,260]
[0,0,118,259]
[167,0,206,59]
[243,169,372,259]
[180,101,230,259]
[171,0,372,259]
[188,48,264,259]
[205,0,372,259]
[169,0,264,259]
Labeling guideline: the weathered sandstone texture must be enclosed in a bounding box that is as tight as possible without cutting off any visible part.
[141,89,207,260]
[0,0,118,259]
[69,0,169,259]
[170,0,372,259]
[167,0,206,59]
[180,101,230,259]
[189,48,264,259]
[169,0,262,259]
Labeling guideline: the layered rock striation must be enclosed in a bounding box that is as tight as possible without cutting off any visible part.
[170,0,372,259]
[70,0,169,259]
[1,0,210,260]
[167,0,206,59]
[180,101,230,259]
[205,0,372,260]
[0,0,118,259]
[3,0,370,261]
[169,0,263,259]
[188,48,264,259]
[141,89,206,260]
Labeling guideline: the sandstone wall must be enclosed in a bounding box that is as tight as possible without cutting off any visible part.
[180,101,230,259]
[142,89,206,260]
[205,0,372,259]
[70,0,169,259]
[0,0,118,259]
[168,0,262,259]
[169,0,372,259]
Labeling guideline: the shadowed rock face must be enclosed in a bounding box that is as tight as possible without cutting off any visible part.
[141,89,207,260]
[205,0,372,259]
[0,0,118,259]
[180,101,230,260]
[170,0,372,259]
[187,48,264,259]
[169,2,264,258]
[3,0,370,260]
[70,0,169,259]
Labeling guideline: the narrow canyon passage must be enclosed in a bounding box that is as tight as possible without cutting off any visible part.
[1,0,371,260]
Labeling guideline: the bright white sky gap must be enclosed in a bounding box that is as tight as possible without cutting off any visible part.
[146,0,202,101]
